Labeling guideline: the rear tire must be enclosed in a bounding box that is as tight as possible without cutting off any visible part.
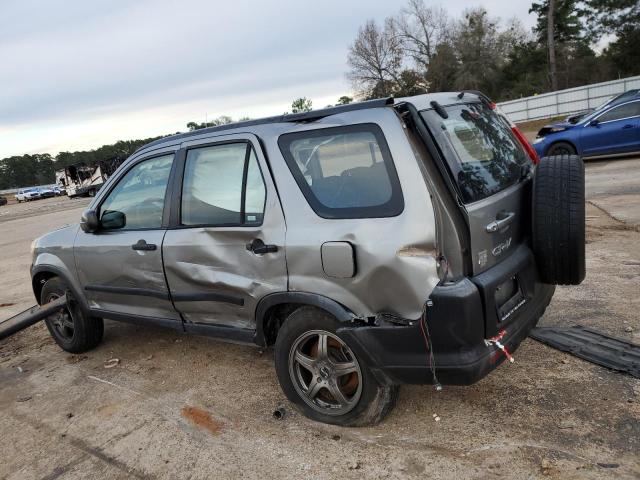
[546,141,576,156]
[274,307,398,427]
[532,155,585,285]
[41,277,104,353]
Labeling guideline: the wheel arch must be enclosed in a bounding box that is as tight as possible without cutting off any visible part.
[254,292,356,347]
[31,265,88,313]
[545,138,578,156]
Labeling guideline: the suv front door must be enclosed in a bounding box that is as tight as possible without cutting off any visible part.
[74,150,180,323]
[162,134,287,334]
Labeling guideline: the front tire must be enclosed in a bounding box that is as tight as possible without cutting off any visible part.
[41,277,104,353]
[274,307,398,426]
[546,141,576,156]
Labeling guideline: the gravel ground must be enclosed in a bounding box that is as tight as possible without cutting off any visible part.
[1,160,639,480]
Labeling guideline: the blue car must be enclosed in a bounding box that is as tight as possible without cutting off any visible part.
[533,96,640,158]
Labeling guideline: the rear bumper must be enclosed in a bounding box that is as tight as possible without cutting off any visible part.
[338,245,555,385]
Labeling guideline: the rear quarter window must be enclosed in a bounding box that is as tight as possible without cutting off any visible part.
[278,124,403,219]
[422,103,528,203]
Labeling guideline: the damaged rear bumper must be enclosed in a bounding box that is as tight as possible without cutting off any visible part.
[338,245,555,386]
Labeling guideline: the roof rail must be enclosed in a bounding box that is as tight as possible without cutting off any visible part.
[135,97,394,153]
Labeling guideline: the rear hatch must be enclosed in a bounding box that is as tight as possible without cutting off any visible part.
[419,100,534,334]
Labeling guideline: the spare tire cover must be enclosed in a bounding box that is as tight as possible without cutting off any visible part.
[532,154,585,285]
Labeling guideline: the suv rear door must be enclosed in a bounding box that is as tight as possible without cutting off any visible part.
[421,101,531,275]
[419,100,534,336]
[162,133,287,334]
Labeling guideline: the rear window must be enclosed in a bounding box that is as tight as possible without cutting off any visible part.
[278,124,403,219]
[421,102,528,203]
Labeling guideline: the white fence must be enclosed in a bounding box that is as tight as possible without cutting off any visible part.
[497,75,640,123]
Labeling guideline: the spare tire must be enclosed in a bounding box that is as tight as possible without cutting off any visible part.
[532,154,585,285]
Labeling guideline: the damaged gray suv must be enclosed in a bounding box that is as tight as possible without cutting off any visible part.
[31,92,585,426]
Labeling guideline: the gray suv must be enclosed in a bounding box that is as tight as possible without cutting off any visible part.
[31,93,585,426]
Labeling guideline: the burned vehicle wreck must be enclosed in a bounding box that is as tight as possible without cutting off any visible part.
[30,92,585,426]
[56,158,123,198]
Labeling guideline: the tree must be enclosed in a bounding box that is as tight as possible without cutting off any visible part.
[547,0,558,90]
[495,41,549,99]
[347,19,404,98]
[530,0,583,44]
[336,96,353,105]
[450,8,521,98]
[583,0,640,76]
[391,0,450,74]
[0,153,55,189]
[291,97,313,113]
[187,115,235,131]
[424,42,459,92]
[530,0,584,91]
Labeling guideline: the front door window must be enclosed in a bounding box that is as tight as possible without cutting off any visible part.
[100,155,173,230]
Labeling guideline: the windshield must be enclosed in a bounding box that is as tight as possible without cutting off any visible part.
[421,102,529,203]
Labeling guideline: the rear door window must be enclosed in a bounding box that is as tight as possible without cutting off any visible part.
[421,103,529,203]
[181,142,266,226]
[278,124,403,218]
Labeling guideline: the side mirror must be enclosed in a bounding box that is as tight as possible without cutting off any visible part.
[80,209,99,233]
[588,119,599,127]
[100,210,126,230]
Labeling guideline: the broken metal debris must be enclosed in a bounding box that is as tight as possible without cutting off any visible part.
[530,325,640,378]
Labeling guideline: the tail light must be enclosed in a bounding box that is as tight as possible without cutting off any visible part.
[493,103,540,165]
[510,126,540,165]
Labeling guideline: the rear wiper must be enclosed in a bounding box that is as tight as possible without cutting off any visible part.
[430,101,448,119]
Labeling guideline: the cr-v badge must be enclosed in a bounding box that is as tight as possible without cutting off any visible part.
[492,237,512,257]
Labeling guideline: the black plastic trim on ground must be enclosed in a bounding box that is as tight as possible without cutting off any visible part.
[0,295,67,341]
[530,325,640,378]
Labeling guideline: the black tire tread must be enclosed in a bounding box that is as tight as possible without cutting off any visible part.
[532,154,585,285]
[41,277,104,353]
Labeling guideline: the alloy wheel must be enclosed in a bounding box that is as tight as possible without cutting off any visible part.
[46,293,75,340]
[288,330,363,416]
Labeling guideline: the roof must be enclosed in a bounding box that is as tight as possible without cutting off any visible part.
[136,97,394,153]
[134,91,486,154]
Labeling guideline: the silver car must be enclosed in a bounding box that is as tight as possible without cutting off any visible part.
[31,93,585,426]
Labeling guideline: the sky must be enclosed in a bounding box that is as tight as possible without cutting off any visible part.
[0,0,537,158]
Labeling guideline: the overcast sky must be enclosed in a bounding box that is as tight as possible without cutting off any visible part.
[0,0,536,158]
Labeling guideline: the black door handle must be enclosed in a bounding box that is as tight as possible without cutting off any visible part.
[132,239,157,251]
[622,124,634,129]
[246,238,278,255]
[486,211,516,233]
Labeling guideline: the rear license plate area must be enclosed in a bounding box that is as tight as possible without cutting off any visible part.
[496,276,526,322]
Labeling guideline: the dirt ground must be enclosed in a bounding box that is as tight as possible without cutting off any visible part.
[1,159,639,480]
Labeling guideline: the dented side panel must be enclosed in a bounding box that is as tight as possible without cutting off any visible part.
[259,108,440,320]
[162,134,287,330]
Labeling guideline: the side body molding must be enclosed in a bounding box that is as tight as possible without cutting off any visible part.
[254,292,356,347]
